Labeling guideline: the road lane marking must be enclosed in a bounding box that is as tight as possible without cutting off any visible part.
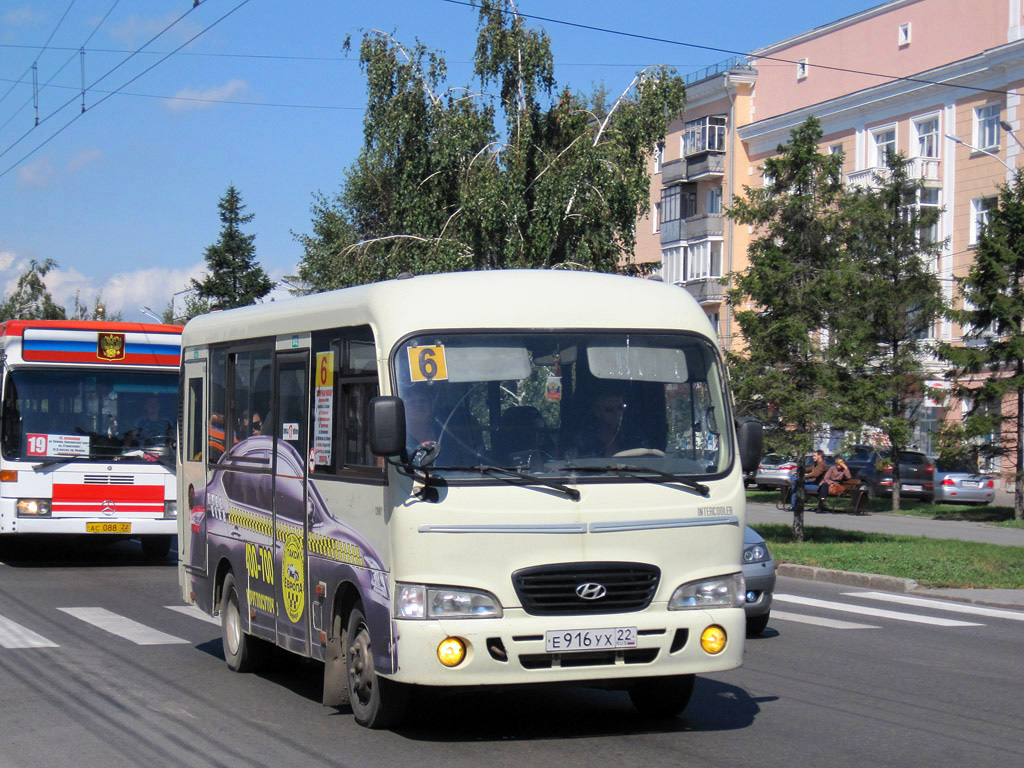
[844,592,1024,621]
[58,607,189,645]
[773,594,983,627]
[771,611,879,629]
[165,605,219,626]
[0,614,58,648]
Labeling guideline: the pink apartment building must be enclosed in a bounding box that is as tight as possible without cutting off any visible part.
[634,0,1024,465]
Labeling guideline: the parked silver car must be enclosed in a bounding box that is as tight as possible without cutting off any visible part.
[933,459,997,504]
[754,454,798,490]
[742,526,775,636]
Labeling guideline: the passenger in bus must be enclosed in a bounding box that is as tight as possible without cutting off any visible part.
[494,405,551,465]
[208,413,227,461]
[404,388,439,456]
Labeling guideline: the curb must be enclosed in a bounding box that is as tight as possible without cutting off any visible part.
[777,563,918,593]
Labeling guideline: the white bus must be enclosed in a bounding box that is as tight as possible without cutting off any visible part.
[177,270,762,728]
[0,320,182,558]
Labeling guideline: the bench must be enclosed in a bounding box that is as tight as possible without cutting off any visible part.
[776,477,869,514]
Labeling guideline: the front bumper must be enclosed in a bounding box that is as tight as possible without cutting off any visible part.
[741,562,776,617]
[387,604,745,687]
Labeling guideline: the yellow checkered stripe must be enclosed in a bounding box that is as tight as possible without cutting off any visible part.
[308,532,365,567]
[228,507,272,537]
[276,520,303,543]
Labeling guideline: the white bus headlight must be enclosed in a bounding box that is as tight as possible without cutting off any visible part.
[669,573,745,610]
[163,501,178,519]
[17,498,52,517]
[396,583,502,619]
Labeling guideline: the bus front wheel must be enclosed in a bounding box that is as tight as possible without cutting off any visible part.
[628,674,695,718]
[220,572,270,673]
[345,605,408,728]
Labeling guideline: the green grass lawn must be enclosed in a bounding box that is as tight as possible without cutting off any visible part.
[751,523,1024,589]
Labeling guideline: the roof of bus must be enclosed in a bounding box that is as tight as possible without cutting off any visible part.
[181,270,717,350]
[0,319,182,337]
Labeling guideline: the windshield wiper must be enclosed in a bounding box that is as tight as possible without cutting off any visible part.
[31,456,95,470]
[439,464,580,502]
[562,464,710,497]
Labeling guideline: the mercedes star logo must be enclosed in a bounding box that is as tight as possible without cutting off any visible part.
[575,582,607,601]
[101,500,116,516]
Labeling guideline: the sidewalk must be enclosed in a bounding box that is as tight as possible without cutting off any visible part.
[746,499,1024,610]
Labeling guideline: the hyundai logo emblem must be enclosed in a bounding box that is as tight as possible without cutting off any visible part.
[575,582,607,600]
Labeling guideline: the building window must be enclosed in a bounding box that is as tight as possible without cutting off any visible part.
[688,240,722,280]
[898,23,911,46]
[662,246,685,285]
[917,188,940,245]
[652,202,660,234]
[913,116,939,158]
[796,58,808,80]
[828,143,844,157]
[975,104,1001,150]
[708,312,720,335]
[970,196,998,245]
[683,115,727,157]
[706,187,722,215]
[654,142,665,173]
[661,186,680,223]
[871,125,897,167]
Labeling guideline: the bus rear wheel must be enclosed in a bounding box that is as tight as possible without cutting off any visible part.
[345,605,408,729]
[628,674,695,718]
[220,572,270,673]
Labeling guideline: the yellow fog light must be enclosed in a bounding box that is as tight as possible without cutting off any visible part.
[437,637,466,667]
[700,625,727,655]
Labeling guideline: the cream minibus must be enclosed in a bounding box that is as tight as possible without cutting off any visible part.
[177,270,761,728]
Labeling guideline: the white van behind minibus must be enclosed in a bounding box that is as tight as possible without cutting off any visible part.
[177,270,762,728]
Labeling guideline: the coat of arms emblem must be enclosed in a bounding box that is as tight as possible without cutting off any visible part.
[97,332,126,361]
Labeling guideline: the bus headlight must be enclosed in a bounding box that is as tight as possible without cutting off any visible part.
[396,584,503,619]
[17,498,52,517]
[668,573,745,610]
[163,501,178,519]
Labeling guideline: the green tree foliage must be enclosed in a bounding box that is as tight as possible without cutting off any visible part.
[0,258,66,320]
[842,152,944,511]
[726,117,849,539]
[296,0,685,289]
[938,170,1024,520]
[192,185,273,311]
[69,290,122,321]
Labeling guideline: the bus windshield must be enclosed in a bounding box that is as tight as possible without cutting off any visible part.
[394,331,732,480]
[1,369,179,463]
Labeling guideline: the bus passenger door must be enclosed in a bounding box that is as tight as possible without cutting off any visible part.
[272,352,311,656]
[181,358,209,582]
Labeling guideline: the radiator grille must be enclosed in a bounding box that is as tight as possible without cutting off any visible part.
[83,475,135,485]
[512,562,660,616]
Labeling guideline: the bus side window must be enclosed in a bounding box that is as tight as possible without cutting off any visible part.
[187,378,203,461]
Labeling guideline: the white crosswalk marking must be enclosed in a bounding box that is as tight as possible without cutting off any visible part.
[771,610,879,630]
[773,594,983,627]
[165,604,220,626]
[845,592,1024,621]
[58,607,189,645]
[0,614,58,649]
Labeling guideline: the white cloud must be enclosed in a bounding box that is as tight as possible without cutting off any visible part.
[17,157,55,187]
[67,148,103,172]
[168,79,249,113]
[0,252,15,272]
[108,13,202,47]
[3,7,39,26]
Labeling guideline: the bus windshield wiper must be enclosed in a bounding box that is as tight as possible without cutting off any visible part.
[439,464,580,502]
[561,464,710,497]
[31,455,94,470]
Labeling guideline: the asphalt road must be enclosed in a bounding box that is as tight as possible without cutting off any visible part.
[1,537,1023,768]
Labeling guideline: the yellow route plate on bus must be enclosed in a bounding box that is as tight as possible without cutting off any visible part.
[86,522,132,534]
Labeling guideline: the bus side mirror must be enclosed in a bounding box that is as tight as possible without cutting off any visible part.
[736,417,763,474]
[369,396,406,457]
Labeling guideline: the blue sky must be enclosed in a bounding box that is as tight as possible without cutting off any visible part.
[0,0,872,321]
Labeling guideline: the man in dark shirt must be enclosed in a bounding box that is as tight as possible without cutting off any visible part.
[806,450,829,511]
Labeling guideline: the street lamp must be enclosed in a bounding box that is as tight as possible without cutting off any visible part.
[946,133,1012,171]
[999,119,1024,153]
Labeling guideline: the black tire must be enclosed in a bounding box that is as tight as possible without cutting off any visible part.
[220,572,271,673]
[746,612,770,636]
[141,535,172,560]
[345,605,408,729]
[628,674,695,718]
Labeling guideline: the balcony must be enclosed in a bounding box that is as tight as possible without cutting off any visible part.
[659,214,725,245]
[661,158,687,185]
[683,277,724,305]
[847,158,942,189]
[684,152,725,179]
[846,166,887,189]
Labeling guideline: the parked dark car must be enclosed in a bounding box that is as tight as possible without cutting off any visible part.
[845,446,934,500]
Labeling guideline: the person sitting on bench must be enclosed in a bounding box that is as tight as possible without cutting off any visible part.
[817,457,851,511]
